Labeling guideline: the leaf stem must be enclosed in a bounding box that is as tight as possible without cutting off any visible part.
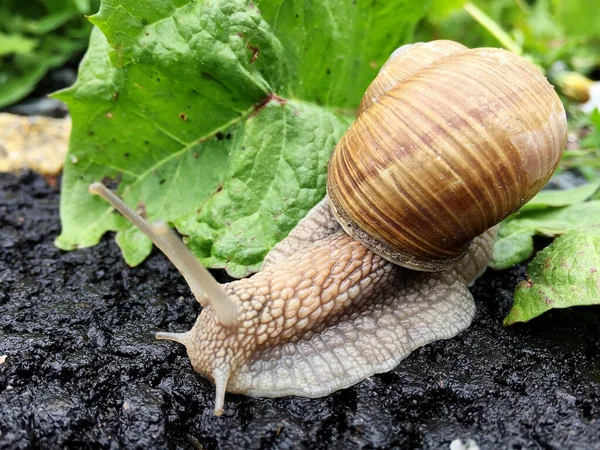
[463,2,523,55]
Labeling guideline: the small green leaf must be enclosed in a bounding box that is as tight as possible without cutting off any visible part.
[28,10,78,35]
[506,201,600,236]
[72,0,93,14]
[519,181,600,212]
[0,42,79,108]
[504,227,600,326]
[589,109,600,128]
[489,229,534,270]
[491,200,600,269]
[116,226,153,267]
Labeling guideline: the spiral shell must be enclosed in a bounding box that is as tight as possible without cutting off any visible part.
[327,41,567,271]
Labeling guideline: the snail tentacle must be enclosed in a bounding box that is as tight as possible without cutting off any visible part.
[213,367,230,416]
[89,182,239,327]
[150,221,239,327]
[155,331,191,345]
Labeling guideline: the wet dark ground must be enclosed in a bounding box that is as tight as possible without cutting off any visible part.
[1,171,599,450]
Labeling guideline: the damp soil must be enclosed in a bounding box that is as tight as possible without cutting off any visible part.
[0,171,599,450]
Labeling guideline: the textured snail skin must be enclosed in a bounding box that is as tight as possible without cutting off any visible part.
[328,43,567,271]
[179,198,495,403]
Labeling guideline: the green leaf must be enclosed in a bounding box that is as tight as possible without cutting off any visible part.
[257,0,425,109]
[489,229,534,271]
[519,180,600,212]
[504,227,600,326]
[504,201,600,236]
[426,0,467,23]
[175,100,351,275]
[0,0,99,108]
[28,10,79,35]
[0,35,84,107]
[582,109,600,151]
[0,32,37,56]
[72,0,94,14]
[116,226,153,266]
[57,0,423,277]
[590,109,600,129]
[491,200,600,269]
[555,0,600,40]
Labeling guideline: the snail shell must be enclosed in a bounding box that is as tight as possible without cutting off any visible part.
[328,41,567,271]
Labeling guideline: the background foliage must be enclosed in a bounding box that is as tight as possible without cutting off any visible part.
[0,0,100,108]
[4,0,600,322]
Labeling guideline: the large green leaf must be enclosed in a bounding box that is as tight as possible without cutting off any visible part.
[257,0,424,109]
[55,0,425,277]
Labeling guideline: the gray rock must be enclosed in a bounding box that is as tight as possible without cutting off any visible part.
[2,97,69,118]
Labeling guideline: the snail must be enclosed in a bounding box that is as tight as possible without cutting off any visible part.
[88,40,566,416]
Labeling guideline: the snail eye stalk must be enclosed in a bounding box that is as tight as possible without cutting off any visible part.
[88,182,239,327]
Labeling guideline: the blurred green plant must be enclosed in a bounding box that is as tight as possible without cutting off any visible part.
[417,0,600,73]
[560,108,600,180]
[0,0,99,108]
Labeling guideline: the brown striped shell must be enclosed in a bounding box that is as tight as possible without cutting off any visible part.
[327,40,567,272]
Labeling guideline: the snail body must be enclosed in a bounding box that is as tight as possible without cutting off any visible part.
[89,41,566,415]
[177,202,496,404]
